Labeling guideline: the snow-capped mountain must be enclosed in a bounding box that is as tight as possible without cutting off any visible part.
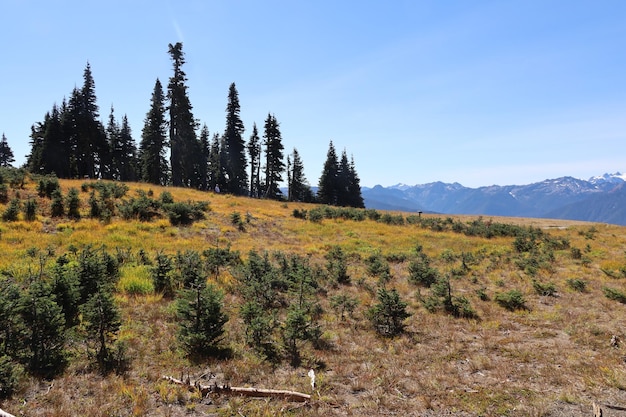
[362,173,626,225]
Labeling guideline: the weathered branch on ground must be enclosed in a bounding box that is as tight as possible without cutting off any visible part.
[162,375,311,402]
[0,408,16,417]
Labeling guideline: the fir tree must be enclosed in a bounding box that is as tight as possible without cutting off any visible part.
[0,133,15,168]
[223,83,247,195]
[262,113,284,199]
[197,125,210,191]
[347,155,365,208]
[208,133,222,192]
[317,141,339,205]
[118,115,138,181]
[167,42,198,187]
[247,123,261,198]
[81,283,121,371]
[139,79,169,185]
[288,148,313,202]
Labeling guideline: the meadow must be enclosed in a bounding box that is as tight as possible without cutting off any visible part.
[0,174,625,416]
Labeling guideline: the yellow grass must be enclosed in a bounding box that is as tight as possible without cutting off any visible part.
[1,177,626,416]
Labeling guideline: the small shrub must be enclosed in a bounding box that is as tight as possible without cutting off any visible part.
[603,287,626,304]
[37,176,60,198]
[495,289,527,311]
[367,287,411,337]
[566,278,587,292]
[532,280,557,297]
[1,198,20,221]
[0,355,22,399]
[0,184,8,204]
[230,211,245,231]
[23,199,37,221]
[66,188,81,219]
[50,189,65,217]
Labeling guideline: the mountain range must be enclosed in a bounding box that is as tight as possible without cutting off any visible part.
[361,173,626,226]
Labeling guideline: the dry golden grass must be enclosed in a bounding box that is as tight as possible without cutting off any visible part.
[1,177,626,416]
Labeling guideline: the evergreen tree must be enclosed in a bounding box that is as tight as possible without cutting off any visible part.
[0,133,15,168]
[247,123,261,198]
[118,115,138,181]
[262,113,284,199]
[317,141,339,205]
[288,148,313,202]
[68,63,110,178]
[223,83,247,195]
[197,125,210,191]
[167,42,198,187]
[208,133,222,192]
[347,155,365,208]
[177,281,228,356]
[27,119,46,173]
[18,280,67,376]
[105,106,120,180]
[139,79,169,185]
[336,149,351,206]
[81,283,121,371]
[43,105,71,177]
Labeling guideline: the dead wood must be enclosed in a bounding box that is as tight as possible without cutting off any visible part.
[0,408,16,417]
[162,375,311,402]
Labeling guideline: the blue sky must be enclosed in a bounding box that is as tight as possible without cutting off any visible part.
[1,0,625,188]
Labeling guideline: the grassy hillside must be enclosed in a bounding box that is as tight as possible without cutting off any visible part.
[1,174,626,416]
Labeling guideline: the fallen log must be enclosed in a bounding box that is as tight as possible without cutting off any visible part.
[0,408,16,417]
[162,375,311,402]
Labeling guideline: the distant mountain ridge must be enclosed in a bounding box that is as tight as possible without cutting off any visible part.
[361,173,626,225]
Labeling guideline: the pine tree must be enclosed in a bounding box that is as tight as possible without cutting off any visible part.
[347,155,365,208]
[223,83,247,195]
[167,42,198,187]
[288,148,313,202]
[196,125,210,191]
[208,133,222,192]
[82,283,121,371]
[317,141,339,205]
[105,106,120,180]
[336,150,351,206]
[247,123,261,197]
[118,115,138,181]
[139,79,169,185]
[0,133,15,168]
[262,113,284,199]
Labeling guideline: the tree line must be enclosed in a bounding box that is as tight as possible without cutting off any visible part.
[19,42,363,207]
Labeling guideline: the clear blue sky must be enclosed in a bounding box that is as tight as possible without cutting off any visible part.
[1,0,625,188]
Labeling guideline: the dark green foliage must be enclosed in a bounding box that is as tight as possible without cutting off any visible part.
[203,245,240,280]
[76,246,118,304]
[222,82,247,195]
[176,283,228,356]
[0,184,7,204]
[18,280,67,377]
[0,281,22,357]
[240,301,277,360]
[330,293,358,320]
[118,190,161,221]
[230,211,245,231]
[66,187,81,219]
[365,252,391,283]
[287,148,314,202]
[603,287,626,304]
[0,355,21,399]
[566,278,587,292]
[408,254,439,288]
[367,287,412,337]
[282,303,320,366]
[50,255,81,327]
[37,175,60,198]
[159,190,174,204]
[23,199,37,221]
[495,289,527,311]
[379,213,405,225]
[139,78,169,185]
[49,188,63,217]
[167,42,199,187]
[532,280,557,296]
[325,245,350,285]
[164,201,207,226]
[262,113,284,199]
[152,251,174,296]
[2,198,20,221]
[317,141,339,205]
[173,250,204,289]
[0,133,15,168]
[247,123,262,198]
[423,276,476,319]
[81,284,122,373]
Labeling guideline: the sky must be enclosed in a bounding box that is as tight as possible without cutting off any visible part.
[1,0,625,188]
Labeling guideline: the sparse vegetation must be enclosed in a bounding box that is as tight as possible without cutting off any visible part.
[0,175,624,416]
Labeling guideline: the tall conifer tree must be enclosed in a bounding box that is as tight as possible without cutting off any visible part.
[288,148,313,202]
[247,123,261,198]
[262,114,284,200]
[223,83,247,195]
[167,42,198,187]
[139,79,169,185]
[0,133,15,168]
[317,141,339,205]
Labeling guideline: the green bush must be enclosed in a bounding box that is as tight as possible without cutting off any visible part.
[495,289,527,311]
[532,280,557,297]
[0,355,22,399]
[23,199,37,221]
[566,278,587,292]
[1,198,20,221]
[603,287,626,304]
[367,287,411,337]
